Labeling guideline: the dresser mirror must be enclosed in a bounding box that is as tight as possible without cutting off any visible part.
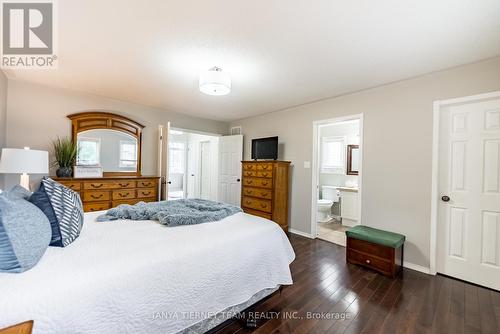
[68,112,144,176]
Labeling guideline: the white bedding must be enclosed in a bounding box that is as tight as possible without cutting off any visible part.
[0,212,295,334]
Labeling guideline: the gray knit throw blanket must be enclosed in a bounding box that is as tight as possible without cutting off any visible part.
[96,199,242,227]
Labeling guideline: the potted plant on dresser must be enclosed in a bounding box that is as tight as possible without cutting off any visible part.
[52,137,77,177]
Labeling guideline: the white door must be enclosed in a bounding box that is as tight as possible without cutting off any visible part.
[218,135,243,206]
[199,141,211,200]
[437,96,500,290]
[157,124,170,201]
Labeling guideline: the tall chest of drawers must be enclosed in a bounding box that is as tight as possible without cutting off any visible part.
[53,176,160,212]
[241,161,291,231]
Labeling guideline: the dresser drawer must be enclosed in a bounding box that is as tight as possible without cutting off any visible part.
[242,177,272,189]
[137,180,156,188]
[83,201,110,212]
[242,187,272,200]
[114,180,136,188]
[83,191,110,202]
[256,170,273,178]
[58,181,81,191]
[242,196,272,213]
[346,248,392,274]
[243,208,272,220]
[112,198,155,207]
[137,188,156,198]
[83,181,116,190]
[243,170,256,177]
[242,163,256,171]
[112,189,135,200]
[256,163,273,171]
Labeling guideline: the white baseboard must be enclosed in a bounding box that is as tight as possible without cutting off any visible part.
[403,261,432,275]
[288,229,314,239]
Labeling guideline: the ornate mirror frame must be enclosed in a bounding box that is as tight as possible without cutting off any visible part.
[68,111,145,176]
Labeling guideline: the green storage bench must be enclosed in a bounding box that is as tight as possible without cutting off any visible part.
[346,226,405,278]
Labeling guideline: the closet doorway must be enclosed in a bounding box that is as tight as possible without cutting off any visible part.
[167,128,220,201]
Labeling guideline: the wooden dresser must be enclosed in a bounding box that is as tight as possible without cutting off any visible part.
[54,176,160,212]
[241,161,291,231]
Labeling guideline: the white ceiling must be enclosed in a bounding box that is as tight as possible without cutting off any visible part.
[6,0,500,121]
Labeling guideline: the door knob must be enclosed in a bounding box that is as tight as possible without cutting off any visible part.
[236,179,241,182]
[441,195,450,202]
[167,181,172,184]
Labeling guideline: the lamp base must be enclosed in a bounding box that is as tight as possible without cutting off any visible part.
[20,173,30,190]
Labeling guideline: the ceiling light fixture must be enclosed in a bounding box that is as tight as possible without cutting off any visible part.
[199,67,231,96]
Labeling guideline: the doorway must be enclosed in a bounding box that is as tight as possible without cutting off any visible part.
[167,129,219,201]
[311,114,364,246]
[432,91,500,290]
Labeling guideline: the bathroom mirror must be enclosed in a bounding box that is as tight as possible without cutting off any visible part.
[347,145,359,175]
[68,112,144,176]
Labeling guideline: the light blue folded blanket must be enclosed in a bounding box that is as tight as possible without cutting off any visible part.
[96,199,242,227]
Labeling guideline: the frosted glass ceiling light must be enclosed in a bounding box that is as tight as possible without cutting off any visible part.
[199,66,231,96]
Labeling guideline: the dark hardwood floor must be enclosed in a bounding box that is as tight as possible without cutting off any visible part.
[215,234,500,334]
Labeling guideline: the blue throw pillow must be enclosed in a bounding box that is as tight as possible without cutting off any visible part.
[30,178,84,247]
[0,186,51,273]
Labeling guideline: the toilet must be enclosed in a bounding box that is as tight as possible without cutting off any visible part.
[317,186,339,223]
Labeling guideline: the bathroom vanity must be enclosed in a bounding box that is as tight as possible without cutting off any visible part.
[338,187,358,226]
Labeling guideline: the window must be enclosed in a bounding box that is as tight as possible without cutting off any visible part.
[119,140,137,168]
[168,141,185,174]
[321,136,346,174]
[77,137,100,165]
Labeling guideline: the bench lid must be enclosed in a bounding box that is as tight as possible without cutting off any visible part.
[346,225,405,248]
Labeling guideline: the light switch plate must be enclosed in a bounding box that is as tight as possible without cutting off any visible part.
[303,161,311,169]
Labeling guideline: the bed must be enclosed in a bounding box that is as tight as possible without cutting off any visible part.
[0,211,295,334]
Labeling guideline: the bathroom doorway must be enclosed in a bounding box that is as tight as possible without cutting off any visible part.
[310,114,363,246]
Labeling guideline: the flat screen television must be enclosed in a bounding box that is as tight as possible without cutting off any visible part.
[251,136,278,160]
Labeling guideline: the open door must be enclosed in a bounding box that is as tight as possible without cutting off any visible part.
[157,123,170,200]
[218,135,243,206]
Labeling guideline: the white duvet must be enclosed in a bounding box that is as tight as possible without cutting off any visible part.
[0,212,295,333]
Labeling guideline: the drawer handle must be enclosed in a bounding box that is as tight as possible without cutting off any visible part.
[119,183,130,187]
[262,165,269,169]
[260,203,267,208]
[245,190,252,195]
[247,180,253,184]
[90,207,104,212]
[366,259,371,264]
[142,191,151,196]
[262,181,268,186]
[91,184,104,188]
[90,194,103,199]
[260,192,268,197]
[141,182,151,187]
[262,173,269,177]
[119,192,130,197]
[245,200,252,205]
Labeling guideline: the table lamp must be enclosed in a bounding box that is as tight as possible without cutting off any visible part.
[0,147,49,190]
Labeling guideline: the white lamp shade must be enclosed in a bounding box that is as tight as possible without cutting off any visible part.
[199,67,231,96]
[0,148,49,174]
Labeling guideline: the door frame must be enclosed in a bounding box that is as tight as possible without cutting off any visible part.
[310,113,364,239]
[430,90,500,275]
[198,140,212,199]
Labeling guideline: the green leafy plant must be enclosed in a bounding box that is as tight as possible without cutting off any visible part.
[52,137,77,168]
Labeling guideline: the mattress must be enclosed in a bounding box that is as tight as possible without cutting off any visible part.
[0,211,295,334]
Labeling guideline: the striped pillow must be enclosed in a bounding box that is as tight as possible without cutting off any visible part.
[30,178,84,247]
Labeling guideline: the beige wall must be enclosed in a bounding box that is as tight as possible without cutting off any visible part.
[4,79,228,188]
[0,71,7,190]
[231,56,500,269]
